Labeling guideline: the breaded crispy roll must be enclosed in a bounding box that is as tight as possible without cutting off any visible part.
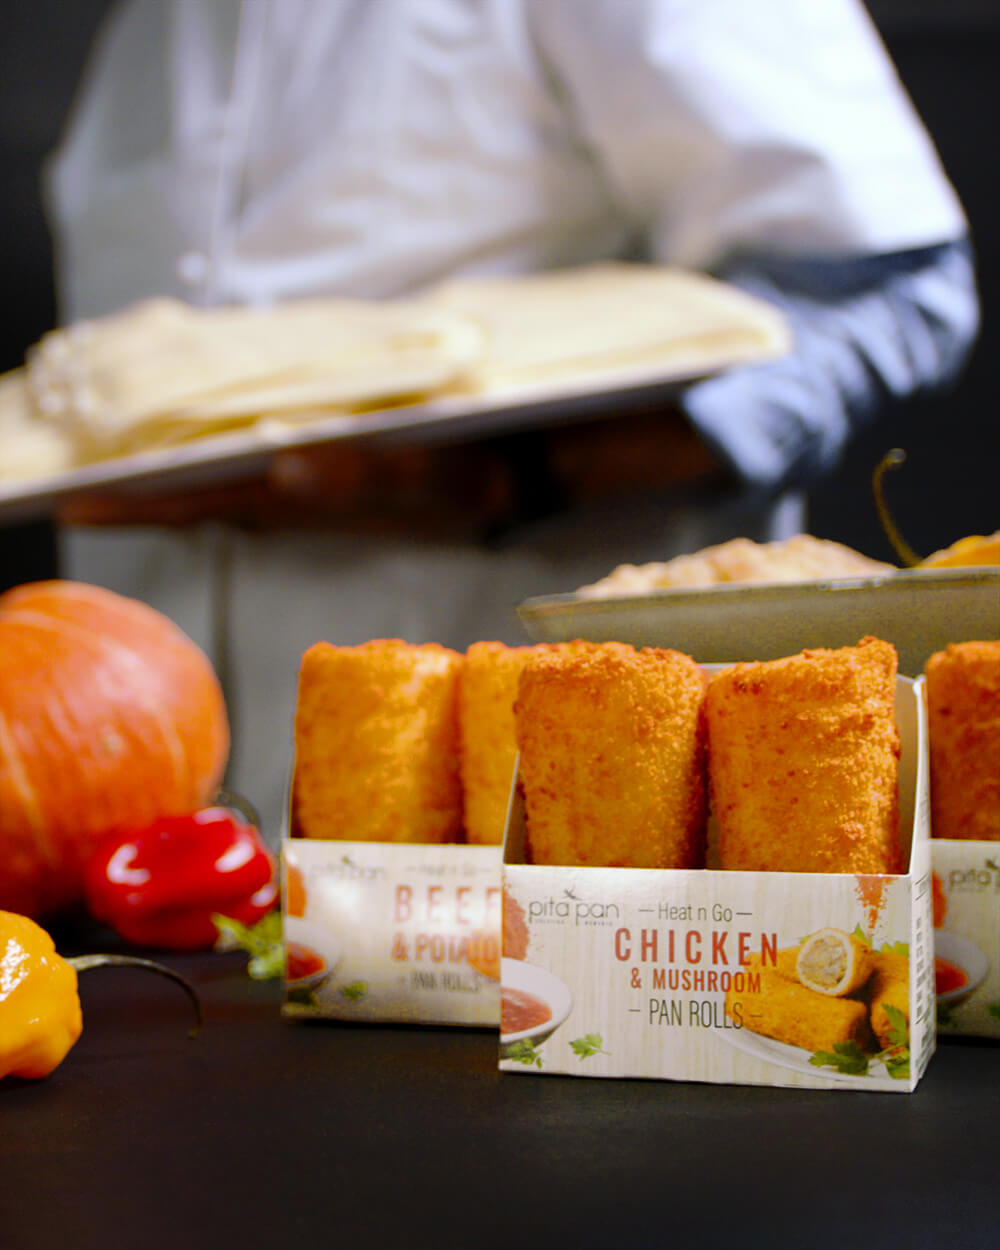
[925,640,1000,840]
[292,638,463,843]
[796,928,875,997]
[458,641,538,845]
[513,641,708,868]
[865,949,910,1050]
[707,637,902,874]
[725,955,873,1053]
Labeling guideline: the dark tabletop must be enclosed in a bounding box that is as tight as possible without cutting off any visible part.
[2,918,997,1250]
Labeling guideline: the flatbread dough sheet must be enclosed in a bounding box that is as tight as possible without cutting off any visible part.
[0,372,78,482]
[421,262,791,394]
[0,262,790,491]
[25,297,486,456]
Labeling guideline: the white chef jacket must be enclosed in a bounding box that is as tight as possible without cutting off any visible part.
[44,0,978,838]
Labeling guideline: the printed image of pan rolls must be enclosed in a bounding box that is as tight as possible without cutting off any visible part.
[458,641,539,845]
[292,638,463,843]
[707,636,902,873]
[726,954,872,1052]
[513,641,709,868]
[865,950,910,1049]
[925,640,1000,840]
[796,927,875,997]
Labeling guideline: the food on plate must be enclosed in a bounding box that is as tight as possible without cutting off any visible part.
[286,942,326,983]
[291,638,464,843]
[501,987,551,1036]
[795,928,875,997]
[0,580,229,918]
[513,641,708,868]
[0,909,201,1081]
[919,530,1000,568]
[575,533,895,597]
[925,640,1000,840]
[20,296,485,461]
[707,637,902,874]
[725,952,873,1054]
[726,930,911,1061]
[84,800,278,950]
[935,957,967,996]
[458,641,538,845]
[0,263,789,486]
[423,261,789,393]
[0,373,77,482]
[865,949,910,1050]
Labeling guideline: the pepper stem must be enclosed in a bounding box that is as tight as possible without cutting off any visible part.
[67,954,203,1038]
[212,787,262,831]
[872,448,922,568]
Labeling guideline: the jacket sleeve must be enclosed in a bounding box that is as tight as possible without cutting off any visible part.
[681,240,980,492]
[528,0,978,489]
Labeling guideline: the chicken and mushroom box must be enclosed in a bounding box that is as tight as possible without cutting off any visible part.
[500,643,934,1091]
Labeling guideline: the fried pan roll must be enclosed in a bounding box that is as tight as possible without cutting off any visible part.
[726,956,872,1053]
[925,640,1000,841]
[514,641,708,868]
[707,637,902,874]
[796,928,875,997]
[292,638,463,843]
[865,950,910,1049]
[458,641,538,845]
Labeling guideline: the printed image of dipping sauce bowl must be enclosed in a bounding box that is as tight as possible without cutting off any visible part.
[500,957,573,1055]
[935,931,989,1007]
[284,916,342,993]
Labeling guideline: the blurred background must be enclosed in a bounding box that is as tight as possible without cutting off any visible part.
[0,0,995,590]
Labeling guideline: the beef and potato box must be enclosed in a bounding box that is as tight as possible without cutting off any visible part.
[281,837,502,1027]
[280,638,509,1027]
[500,667,934,1092]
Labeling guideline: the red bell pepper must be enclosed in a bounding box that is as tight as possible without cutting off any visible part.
[84,798,278,951]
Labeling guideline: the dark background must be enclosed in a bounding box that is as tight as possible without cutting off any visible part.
[0,0,996,589]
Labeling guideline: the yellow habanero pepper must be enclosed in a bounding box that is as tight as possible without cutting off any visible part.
[0,911,82,1080]
[1,909,201,1083]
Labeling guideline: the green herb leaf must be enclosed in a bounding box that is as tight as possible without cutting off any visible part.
[880,940,910,958]
[881,1003,909,1050]
[505,1039,543,1068]
[339,981,368,1001]
[287,986,320,1007]
[809,1041,870,1076]
[986,1002,1000,1021]
[569,1033,608,1059]
[213,911,285,980]
[872,1003,911,1079]
[882,1051,911,1080]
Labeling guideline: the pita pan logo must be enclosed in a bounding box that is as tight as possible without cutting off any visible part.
[527,886,621,928]
[946,858,1000,894]
[319,854,386,882]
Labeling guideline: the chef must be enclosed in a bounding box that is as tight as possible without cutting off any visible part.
[45,0,978,836]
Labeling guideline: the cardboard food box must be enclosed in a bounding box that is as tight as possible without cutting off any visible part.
[931,842,1000,1038]
[281,837,502,1027]
[500,674,934,1091]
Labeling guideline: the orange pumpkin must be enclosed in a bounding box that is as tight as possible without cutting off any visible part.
[0,580,230,918]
